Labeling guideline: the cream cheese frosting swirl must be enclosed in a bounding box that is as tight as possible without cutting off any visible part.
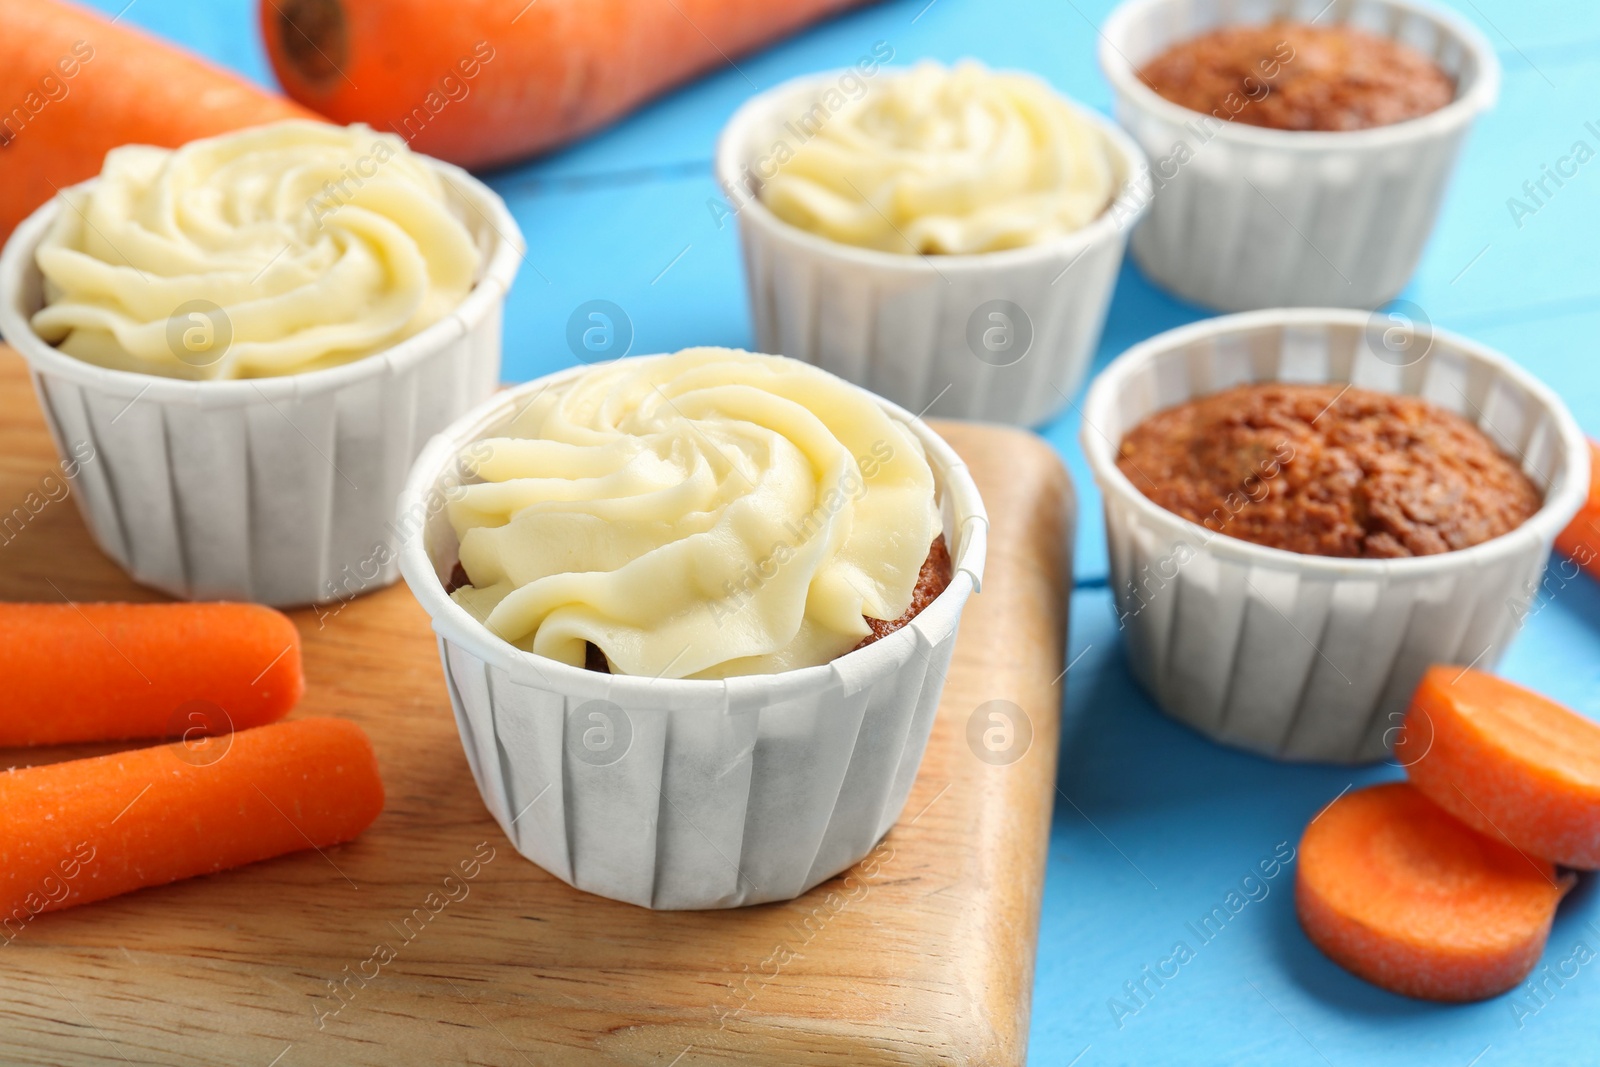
[447,348,943,680]
[759,61,1116,255]
[31,121,480,380]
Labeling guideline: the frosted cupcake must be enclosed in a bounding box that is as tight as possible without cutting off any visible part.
[0,120,522,605]
[716,60,1148,425]
[399,348,988,908]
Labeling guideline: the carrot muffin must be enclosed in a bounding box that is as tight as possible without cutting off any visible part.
[1116,383,1542,559]
[1138,22,1456,132]
[444,348,951,678]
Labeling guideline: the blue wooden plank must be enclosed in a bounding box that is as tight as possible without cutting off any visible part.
[488,173,752,374]
[1408,60,1600,327]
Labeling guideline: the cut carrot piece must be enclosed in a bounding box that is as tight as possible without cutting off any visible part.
[0,0,318,241]
[1399,665,1600,869]
[0,602,303,747]
[0,717,383,919]
[1296,782,1571,1001]
[261,0,877,169]
[1554,438,1600,580]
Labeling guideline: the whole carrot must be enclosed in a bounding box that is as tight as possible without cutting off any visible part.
[261,0,878,169]
[1555,439,1600,580]
[0,602,303,747]
[0,717,383,920]
[0,0,318,241]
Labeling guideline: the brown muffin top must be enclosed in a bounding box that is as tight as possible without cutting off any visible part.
[1116,383,1543,559]
[1138,21,1456,132]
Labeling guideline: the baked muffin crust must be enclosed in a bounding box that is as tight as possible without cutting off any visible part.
[1139,22,1456,132]
[1116,383,1542,559]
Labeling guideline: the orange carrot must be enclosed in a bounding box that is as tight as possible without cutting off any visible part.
[261,0,880,169]
[0,0,317,241]
[0,716,383,920]
[0,602,303,747]
[1555,438,1600,579]
[1399,666,1600,869]
[1296,782,1572,1002]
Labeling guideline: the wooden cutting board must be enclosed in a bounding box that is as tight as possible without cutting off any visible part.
[0,347,1073,1067]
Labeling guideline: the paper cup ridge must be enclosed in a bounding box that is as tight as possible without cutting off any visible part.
[398,366,988,908]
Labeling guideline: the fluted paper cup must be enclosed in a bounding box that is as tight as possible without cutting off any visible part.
[715,69,1150,427]
[1081,309,1588,763]
[1099,0,1500,311]
[0,159,523,607]
[398,365,989,909]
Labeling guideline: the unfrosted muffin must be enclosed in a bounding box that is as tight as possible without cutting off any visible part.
[1139,22,1456,132]
[1116,382,1542,558]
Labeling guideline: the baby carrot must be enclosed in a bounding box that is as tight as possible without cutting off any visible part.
[0,717,383,919]
[0,0,317,240]
[261,0,876,168]
[1554,438,1600,580]
[1296,782,1572,1002]
[0,602,303,747]
[1400,666,1600,869]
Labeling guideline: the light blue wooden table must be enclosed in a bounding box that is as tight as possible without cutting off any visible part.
[81,1,1600,1062]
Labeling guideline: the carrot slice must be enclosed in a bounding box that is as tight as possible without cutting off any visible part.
[1555,438,1600,579]
[0,602,304,747]
[0,717,383,919]
[0,0,317,241]
[1296,782,1571,1001]
[261,0,878,169]
[1399,666,1600,869]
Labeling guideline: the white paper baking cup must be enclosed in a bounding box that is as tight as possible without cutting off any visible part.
[1099,0,1500,311]
[397,364,988,909]
[0,160,523,607]
[715,69,1150,427]
[1081,309,1588,763]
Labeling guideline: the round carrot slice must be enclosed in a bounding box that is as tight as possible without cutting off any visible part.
[1296,782,1571,1001]
[1399,666,1600,869]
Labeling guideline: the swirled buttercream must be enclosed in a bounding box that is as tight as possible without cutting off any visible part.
[31,121,479,380]
[758,61,1116,255]
[447,349,943,679]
